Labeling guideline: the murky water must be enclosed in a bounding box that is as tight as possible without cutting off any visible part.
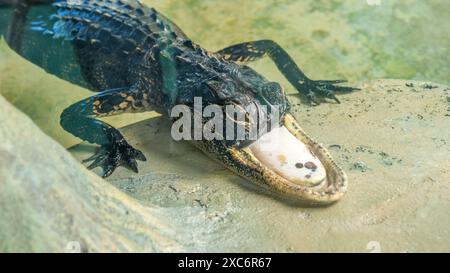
[0,0,449,147]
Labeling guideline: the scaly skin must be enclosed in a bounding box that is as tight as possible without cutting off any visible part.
[0,0,356,204]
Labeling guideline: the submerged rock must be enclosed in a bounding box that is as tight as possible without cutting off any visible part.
[70,79,450,252]
[0,95,181,253]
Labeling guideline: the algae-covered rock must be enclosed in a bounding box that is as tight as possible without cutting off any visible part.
[0,95,181,253]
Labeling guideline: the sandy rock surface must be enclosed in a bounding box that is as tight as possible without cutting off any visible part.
[0,95,182,253]
[71,79,450,252]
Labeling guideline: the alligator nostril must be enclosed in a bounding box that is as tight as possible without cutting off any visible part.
[295,163,304,169]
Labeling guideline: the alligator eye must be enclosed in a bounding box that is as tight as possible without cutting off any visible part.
[70,29,79,36]
[212,80,237,101]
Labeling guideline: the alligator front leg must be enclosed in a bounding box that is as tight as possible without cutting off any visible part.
[60,87,150,177]
[217,40,358,105]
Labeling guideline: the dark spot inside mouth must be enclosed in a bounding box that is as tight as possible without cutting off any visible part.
[306,174,312,179]
[295,163,304,169]
[305,162,317,170]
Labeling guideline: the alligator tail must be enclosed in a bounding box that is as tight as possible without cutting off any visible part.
[0,0,14,40]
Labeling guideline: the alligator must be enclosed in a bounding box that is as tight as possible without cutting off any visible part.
[0,0,357,205]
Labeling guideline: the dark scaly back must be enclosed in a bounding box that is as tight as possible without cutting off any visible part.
[0,0,189,92]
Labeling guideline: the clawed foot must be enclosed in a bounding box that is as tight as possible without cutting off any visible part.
[301,80,360,106]
[83,140,147,178]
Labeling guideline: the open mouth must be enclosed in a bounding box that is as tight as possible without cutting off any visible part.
[193,114,348,205]
[249,125,327,187]
[240,114,348,205]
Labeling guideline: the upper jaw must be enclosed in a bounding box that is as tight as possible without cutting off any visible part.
[192,114,348,206]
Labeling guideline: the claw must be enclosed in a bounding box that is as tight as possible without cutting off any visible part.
[102,164,116,178]
[102,157,120,178]
[317,80,347,85]
[134,150,147,161]
[126,157,139,173]
[331,94,341,104]
[332,85,360,93]
[82,151,103,163]
[307,92,320,106]
[83,142,147,177]
[87,154,107,170]
[298,79,358,106]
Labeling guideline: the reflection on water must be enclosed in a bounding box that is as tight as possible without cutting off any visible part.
[0,0,449,147]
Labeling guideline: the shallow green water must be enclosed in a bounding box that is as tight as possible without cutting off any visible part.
[154,0,449,84]
[0,0,449,147]
[0,0,449,253]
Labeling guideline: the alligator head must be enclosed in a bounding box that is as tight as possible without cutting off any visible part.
[175,66,348,206]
